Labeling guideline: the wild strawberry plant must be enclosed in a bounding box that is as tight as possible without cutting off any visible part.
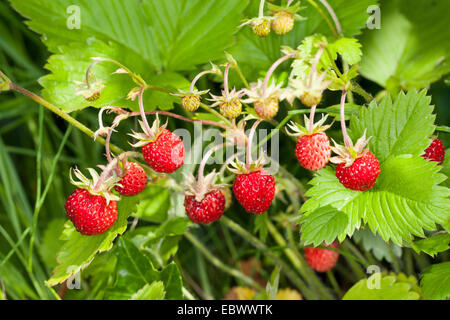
[0,0,449,301]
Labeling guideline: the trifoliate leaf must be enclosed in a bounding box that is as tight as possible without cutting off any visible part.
[420,262,450,300]
[349,89,435,163]
[301,156,450,245]
[412,233,450,257]
[299,205,348,246]
[343,273,420,300]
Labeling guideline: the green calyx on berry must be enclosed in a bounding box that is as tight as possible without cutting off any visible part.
[286,114,333,136]
[0,71,11,92]
[69,167,121,203]
[330,131,372,168]
[172,89,209,112]
[209,88,245,119]
[128,114,167,148]
[239,17,274,37]
[267,1,304,19]
[184,170,226,202]
[227,154,266,175]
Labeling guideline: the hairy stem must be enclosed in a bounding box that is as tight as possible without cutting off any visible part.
[309,104,317,133]
[339,90,351,148]
[318,0,342,35]
[198,142,228,186]
[223,63,231,95]
[262,52,297,98]
[306,0,338,38]
[246,119,262,168]
[190,70,214,93]
[138,86,154,139]
[9,83,124,155]
[258,0,266,17]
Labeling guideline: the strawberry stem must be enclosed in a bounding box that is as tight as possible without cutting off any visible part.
[198,142,229,186]
[246,119,262,169]
[309,46,324,88]
[262,52,297,98]
[318,0,342,36]
[258,0,266,17]
[189,69,214,93]
[223,63,231,95]
[339,89,351,148]
[309,104,317,133]
[138,86,155,140]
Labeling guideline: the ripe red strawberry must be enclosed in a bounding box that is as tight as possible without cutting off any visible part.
[287,115,332,171]
[185,189,225,224]
[423,138,445,165]
[142,129,185,173]
[65,188,118,235]
[233,169,275,214]
[295,133,331,171]
[335,152,380,191]
[304,242,339,272]
[114,162,147,196]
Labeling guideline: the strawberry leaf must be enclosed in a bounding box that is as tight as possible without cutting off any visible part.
[420,262,450,300]
[130,282,165,300]
[47,196,140,286]
[301,156,450,245]
[343,273,421,300]
[299,205,348,246]
[349,89,435,164]
[411,233,450,257]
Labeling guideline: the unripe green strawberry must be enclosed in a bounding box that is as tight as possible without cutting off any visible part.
[220,99,242,119]
[251,19,271,37]
[254,97,279,120]
[181,94,201,112]
[271,11,295,35]
[300,89,322,107]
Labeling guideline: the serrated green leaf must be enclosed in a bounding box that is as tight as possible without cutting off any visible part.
[141,0,248,71]
[106,238,182,300]
[38,218,66,268]
[300,205,348,246]
[47,196,140,286]
[329,37,362,65]
[343,273,420,300]
[301,156,450,245]
[349,89,435,163]
[412,233,450,257]
[353,229,401,263]
[130,281,165,300]
[359,0,450,91]
[134,185,171,223]
[420,262,450,300]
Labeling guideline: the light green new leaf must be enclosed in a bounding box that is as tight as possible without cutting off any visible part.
[349,89,435,163]
[343,273,420,300]
[300,205,348,246]
[130,282,165,300]
[412,233,450,257]
[301,156,450,245]
[47,196,140,286]
[329,37,362,65]
[359,0,450,91]
[420,262,450,300]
